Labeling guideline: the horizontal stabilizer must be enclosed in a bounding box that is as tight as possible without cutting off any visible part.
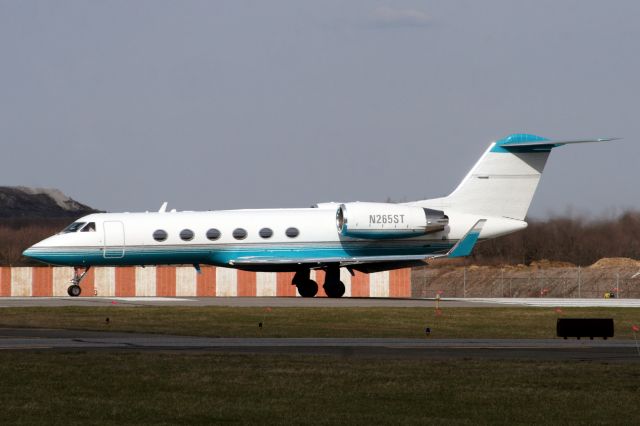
[501,137,619,148]
[493,134,620,153]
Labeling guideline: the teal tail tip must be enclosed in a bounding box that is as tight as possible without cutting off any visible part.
[497,133,549,144]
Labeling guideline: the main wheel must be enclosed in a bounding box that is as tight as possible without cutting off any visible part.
[67,284,82,297]
[296,279,318,298]
[324,280,345,298]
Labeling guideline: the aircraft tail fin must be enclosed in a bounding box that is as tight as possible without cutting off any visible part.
[412,134,618,221]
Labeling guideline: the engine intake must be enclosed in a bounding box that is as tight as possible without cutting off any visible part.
[336,202,448,239]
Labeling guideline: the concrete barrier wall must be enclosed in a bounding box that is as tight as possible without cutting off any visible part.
[0,266,411,298]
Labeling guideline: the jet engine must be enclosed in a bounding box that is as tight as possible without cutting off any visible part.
[336,202,448,239]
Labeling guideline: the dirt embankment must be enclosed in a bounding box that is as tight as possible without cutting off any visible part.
[411,258,640,298]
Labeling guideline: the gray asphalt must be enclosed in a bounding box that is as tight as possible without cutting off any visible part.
[1,328,638,361]
[0,296,500,308]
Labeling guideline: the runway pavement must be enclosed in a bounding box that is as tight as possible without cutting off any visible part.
[0,328,638,361]
[0,297,498,308]
[459,297,640,307]
[2,296,639,308]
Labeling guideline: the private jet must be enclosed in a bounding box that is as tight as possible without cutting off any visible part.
[23,133,615,297]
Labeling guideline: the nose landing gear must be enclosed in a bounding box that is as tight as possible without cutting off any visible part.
[68,266,90,297]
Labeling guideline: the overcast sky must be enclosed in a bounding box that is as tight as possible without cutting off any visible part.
[0,1,637,218]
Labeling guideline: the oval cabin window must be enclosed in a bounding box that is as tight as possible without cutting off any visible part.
[153,230,168,242]
[285,227,299,238]
[259,228,273,239]
[232,228,248,240]
[180,229,194,241]
[206,228,221,241]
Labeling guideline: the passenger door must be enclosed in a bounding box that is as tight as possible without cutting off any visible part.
[103,221,125,258]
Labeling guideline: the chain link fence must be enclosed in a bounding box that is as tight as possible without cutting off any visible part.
[412,266,640,299]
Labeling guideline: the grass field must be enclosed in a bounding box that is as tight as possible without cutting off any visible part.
[1,306,639,339]
[1,351,639,425]
[2,306,640,424]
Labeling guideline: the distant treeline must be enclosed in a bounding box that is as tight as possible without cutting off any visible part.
[473,211,640,266]
[2,212,640,266]
[0,218,71,266]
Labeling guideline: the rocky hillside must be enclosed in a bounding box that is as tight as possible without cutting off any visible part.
[0,187,98,218]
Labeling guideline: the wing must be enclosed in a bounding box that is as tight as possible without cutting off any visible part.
[230,220,487,269]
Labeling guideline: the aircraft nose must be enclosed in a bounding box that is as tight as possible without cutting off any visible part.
[22,239,49,261]
[22,247,37,259]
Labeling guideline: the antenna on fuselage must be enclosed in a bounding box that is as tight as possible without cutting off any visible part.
[158,202,168,213]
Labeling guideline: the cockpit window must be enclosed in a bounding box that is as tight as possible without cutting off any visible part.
[60,222,86,233]
[81,222,96,232]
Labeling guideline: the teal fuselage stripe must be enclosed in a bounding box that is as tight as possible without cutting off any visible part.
[26,243,454,267]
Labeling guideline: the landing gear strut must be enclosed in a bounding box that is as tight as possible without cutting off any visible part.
[323,267,345,298]
[292,270,318,298]
[68,266,90,297]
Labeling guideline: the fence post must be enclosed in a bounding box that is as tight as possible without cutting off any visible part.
[423,266,427,298]
[463,266,466,298]
[539,273,543,298]
[577,266,581,298]
[617,272,620,299]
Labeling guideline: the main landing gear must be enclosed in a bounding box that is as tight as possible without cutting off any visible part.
[68,266,90,297]
[292,270,318,298]
[292,267,346,298]
[323,267,346,298]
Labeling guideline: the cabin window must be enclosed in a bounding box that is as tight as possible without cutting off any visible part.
[285,227,300,238]
[180,229,194,241]
[81,222,96,232]
[232,228,247,240]
[153,230,168,242]
[259,227,273,239]
[206,228,221,241]
[61,222,86,233]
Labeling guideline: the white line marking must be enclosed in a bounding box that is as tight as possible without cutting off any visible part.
[446,298,640,307]
[107,297,196,302]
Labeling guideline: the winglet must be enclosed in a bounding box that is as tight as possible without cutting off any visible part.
[158,202,168,213]
[447,219,486,258]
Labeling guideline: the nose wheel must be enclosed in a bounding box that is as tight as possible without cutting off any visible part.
[67,266,90,297]
[67,285,82,297]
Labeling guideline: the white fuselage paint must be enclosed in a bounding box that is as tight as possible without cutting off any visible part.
[24,206,526,270]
